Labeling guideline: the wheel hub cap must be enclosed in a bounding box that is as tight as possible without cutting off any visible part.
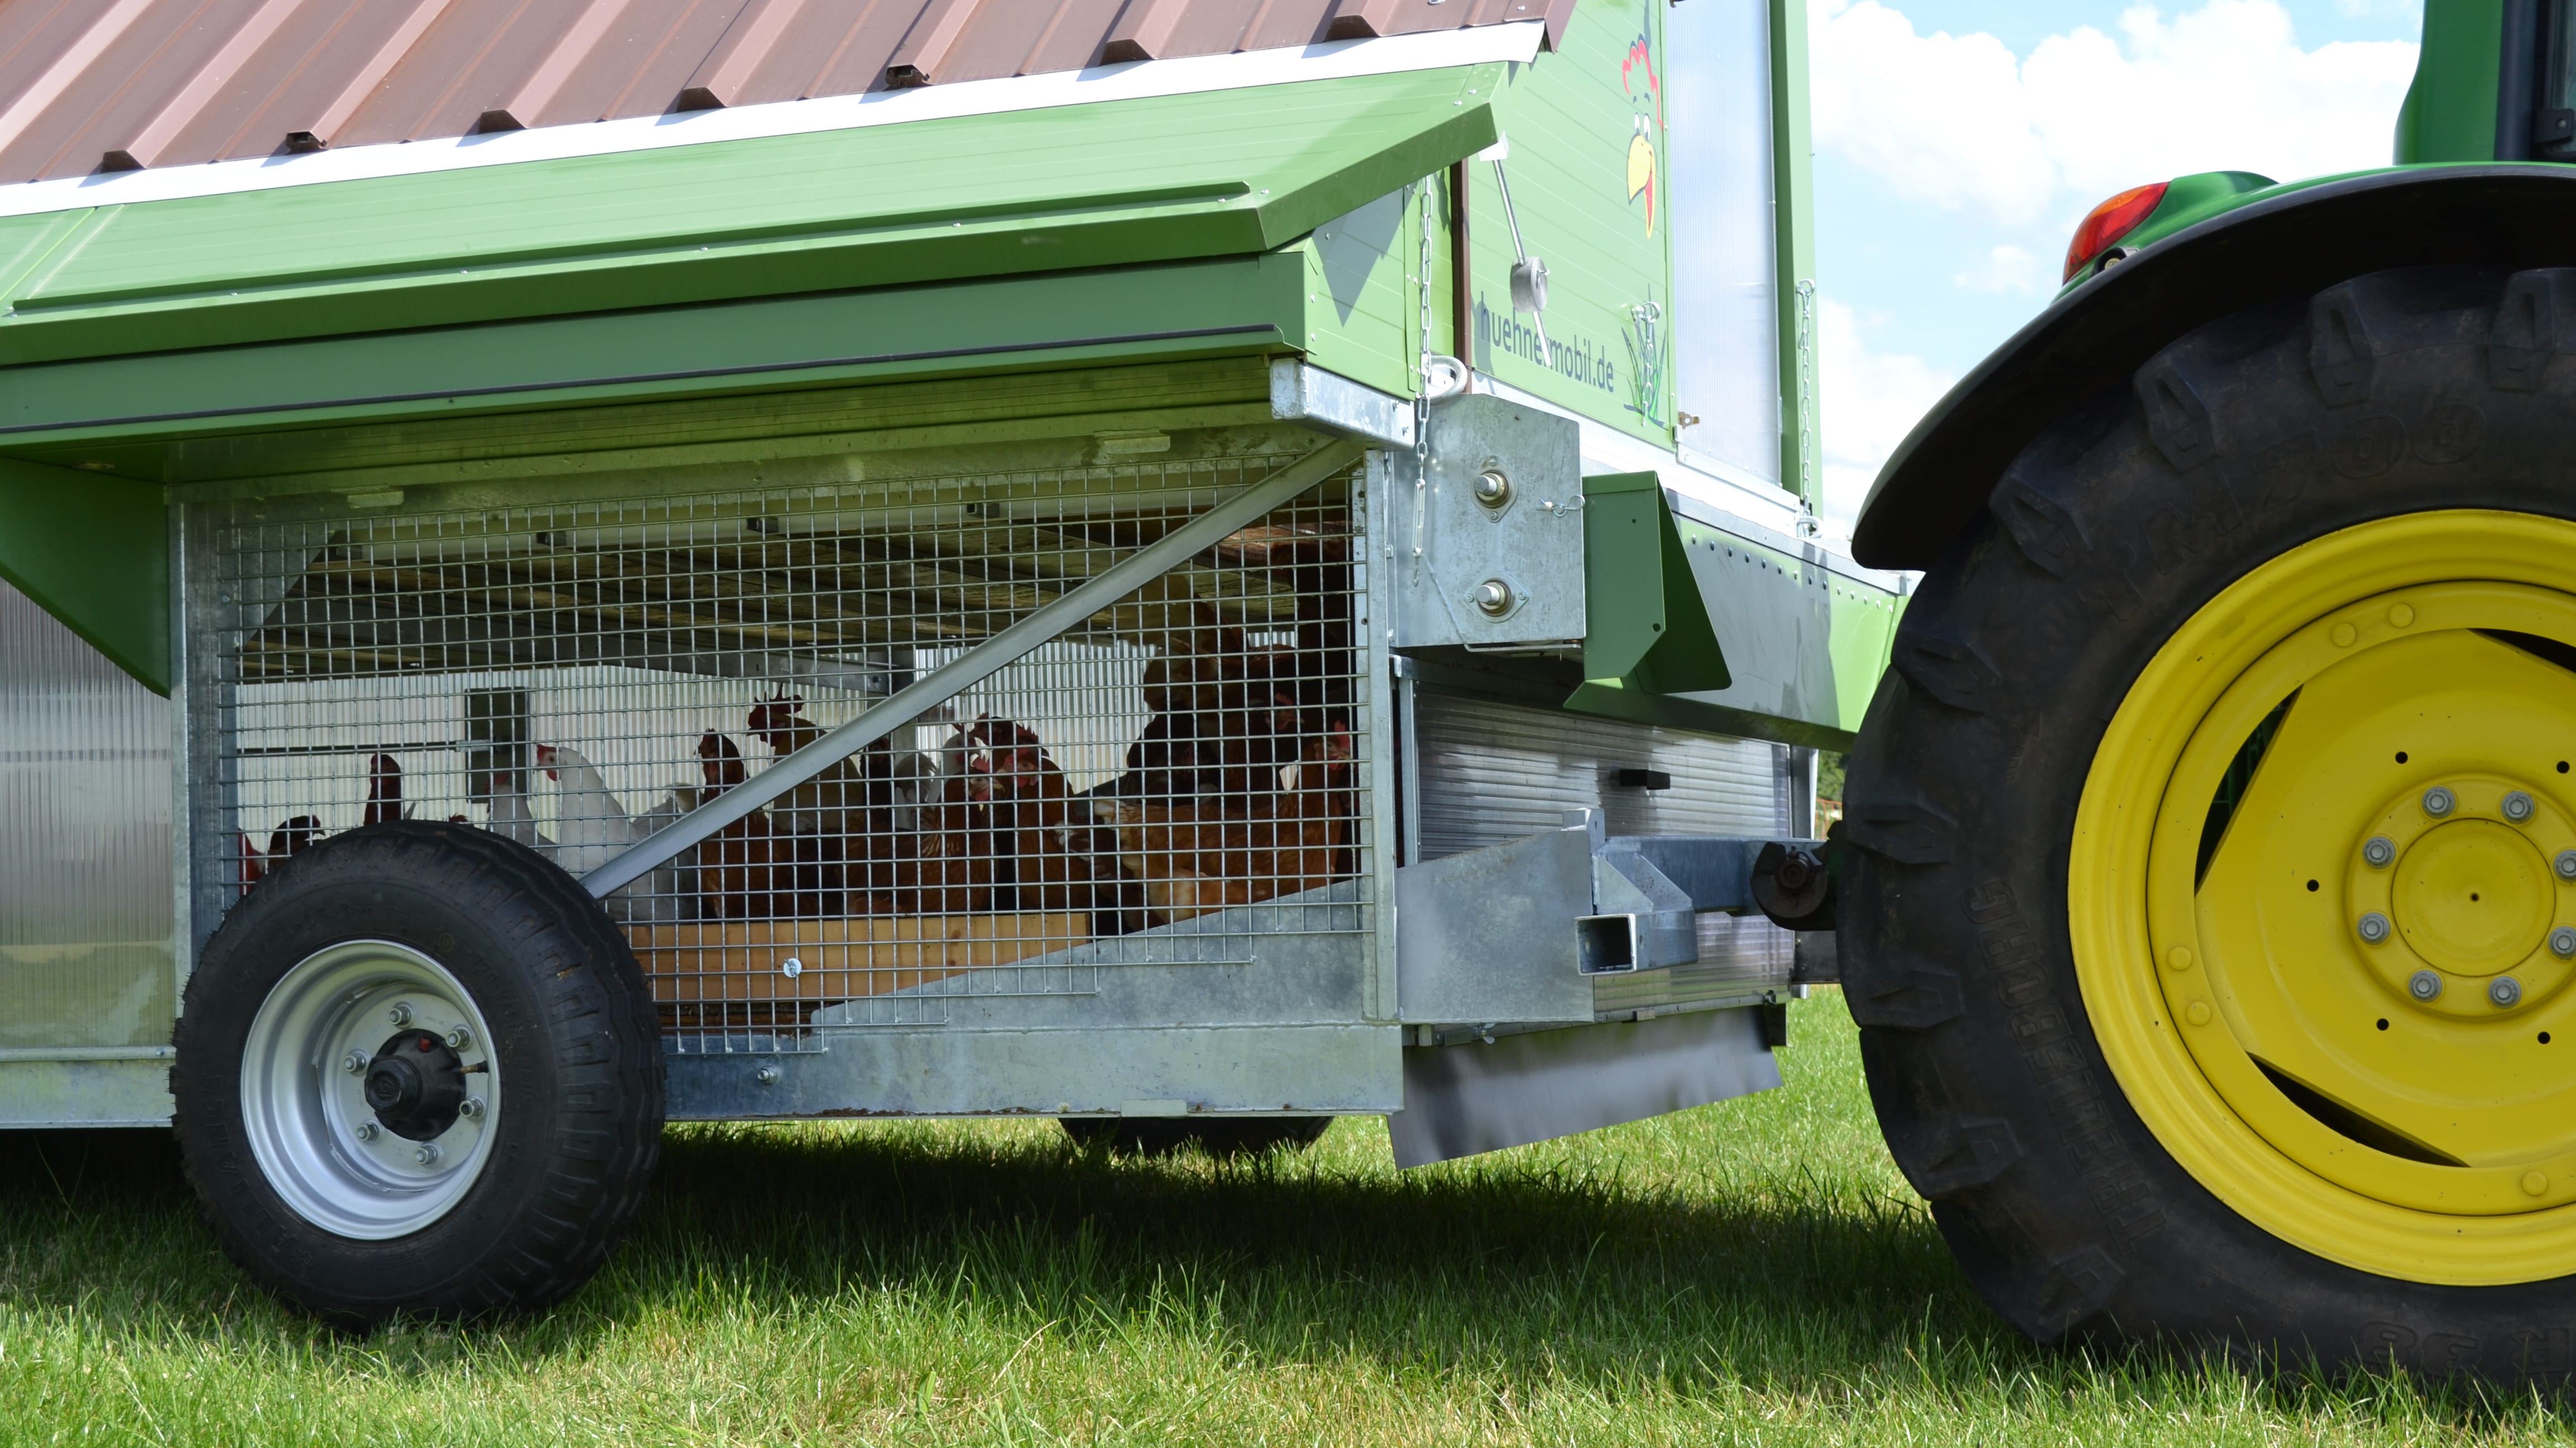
[363,1031,467,1140]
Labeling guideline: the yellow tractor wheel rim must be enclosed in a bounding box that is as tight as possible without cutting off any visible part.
[2075,510,2576,1285]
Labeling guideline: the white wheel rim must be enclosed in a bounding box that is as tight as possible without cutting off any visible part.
[239,941,502,1240]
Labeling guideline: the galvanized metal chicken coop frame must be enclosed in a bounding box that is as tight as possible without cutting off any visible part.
[0,0,1907,1319]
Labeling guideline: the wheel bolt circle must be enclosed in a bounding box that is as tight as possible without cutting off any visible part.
[2423,786,2456,818]
[2409,969,2443,1001]
[2493,976,2526,1008]
[2358,911,2392,944]
[2364,835,2396,868]
[2506,791,2537,823]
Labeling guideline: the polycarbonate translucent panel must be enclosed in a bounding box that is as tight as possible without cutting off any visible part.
[1666,0,1782,486]
[196,453,1369,1052]
[0,580,176,1050]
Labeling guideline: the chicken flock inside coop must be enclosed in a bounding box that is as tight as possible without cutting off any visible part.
[207,458,1367,1022]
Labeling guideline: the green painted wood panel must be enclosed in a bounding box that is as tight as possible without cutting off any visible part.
[1469,0,1674,444]
[0,65,1500,369]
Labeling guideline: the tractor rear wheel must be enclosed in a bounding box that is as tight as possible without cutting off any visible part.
[1846,264,2576,1376]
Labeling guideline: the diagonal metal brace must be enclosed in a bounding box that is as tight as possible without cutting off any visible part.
[580,438,1372,899]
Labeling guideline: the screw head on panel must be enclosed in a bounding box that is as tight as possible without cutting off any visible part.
[1474,470,1513,509]
[2423,787,2456,818]
[2409,969,2443,1001]
[1472,580,1515,616]
[2358,911,2392,944]
[755,1065,782,1086]
[2364,835,2397,867]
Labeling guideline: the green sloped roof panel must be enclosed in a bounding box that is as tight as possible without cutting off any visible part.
[0,63,1502,368]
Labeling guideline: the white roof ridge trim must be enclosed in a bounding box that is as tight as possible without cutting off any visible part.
[0,22,1543,222]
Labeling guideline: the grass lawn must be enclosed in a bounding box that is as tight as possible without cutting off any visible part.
[2,992,2570,1445]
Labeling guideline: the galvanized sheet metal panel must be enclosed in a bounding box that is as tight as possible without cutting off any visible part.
[0,578,177,1050]
[1407,687,1794,1012]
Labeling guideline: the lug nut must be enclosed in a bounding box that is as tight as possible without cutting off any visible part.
[354,1122,379,1142]
[341,1049,369,1075]
[444,1026,472,1051]
[458,1096,485,1121]
[387,1001,413,1027]
[2423,787,2456,818]
[2358,911,2392,944]
[2554,927,2576,959]
[2493,976,2526,1008]
[1472,579,1515,616]
[2364,835,2397,868]
[2409,970,2443,1001]
[1474,469,1513,508]
[2507,791,2538,823]
[414,1142,441,1166]
[2558,850,2576,882]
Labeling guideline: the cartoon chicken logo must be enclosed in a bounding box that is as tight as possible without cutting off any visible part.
[1622,35,1659,236]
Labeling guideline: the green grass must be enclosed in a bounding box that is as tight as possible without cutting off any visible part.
[3,994,2571,1445]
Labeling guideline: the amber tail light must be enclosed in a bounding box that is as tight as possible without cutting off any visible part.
[2063,182,2170,282]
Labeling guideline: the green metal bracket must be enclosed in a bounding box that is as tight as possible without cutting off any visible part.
[1570,471,1729,719]
[0,457,167,693]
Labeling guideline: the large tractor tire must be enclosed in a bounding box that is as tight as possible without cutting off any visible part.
[172,821,664,1325]
[1846,264,2576,1376]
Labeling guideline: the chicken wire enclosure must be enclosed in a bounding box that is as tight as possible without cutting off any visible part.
[184,449,1373,1055]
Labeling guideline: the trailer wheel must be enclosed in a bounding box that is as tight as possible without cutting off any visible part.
[1846,264,2576,1376]
[1060,1117,1331,1157]
[172,821,662,1324]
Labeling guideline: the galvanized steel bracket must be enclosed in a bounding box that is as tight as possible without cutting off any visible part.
[1384,393,1586,651]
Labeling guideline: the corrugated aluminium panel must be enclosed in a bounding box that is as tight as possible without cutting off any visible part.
[1407,687,1796,1012]
[0,578,177,1050]
[0,0,1571,183]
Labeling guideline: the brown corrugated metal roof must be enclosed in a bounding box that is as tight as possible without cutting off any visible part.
[0,0,1569,183]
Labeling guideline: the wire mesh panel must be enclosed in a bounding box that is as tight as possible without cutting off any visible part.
[191,450,1370,1051]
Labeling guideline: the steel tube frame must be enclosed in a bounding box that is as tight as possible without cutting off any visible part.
[580,436,1372,898]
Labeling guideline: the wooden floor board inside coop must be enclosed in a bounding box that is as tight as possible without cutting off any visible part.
[627,913,1091,1004]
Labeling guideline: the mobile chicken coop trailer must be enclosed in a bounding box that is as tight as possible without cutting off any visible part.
[0,0,1902,1322]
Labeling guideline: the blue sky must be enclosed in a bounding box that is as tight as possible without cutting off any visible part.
[1808,0,2424,531]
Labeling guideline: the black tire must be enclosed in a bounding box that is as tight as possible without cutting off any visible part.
[1846,263,2576,1377]
[172,821,664,1325]
[1060,1115,1332,1157]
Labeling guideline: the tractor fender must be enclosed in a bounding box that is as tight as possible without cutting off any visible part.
[1852,164,2576,571]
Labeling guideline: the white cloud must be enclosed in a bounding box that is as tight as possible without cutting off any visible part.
[1810,0,2418,226]
[1817,300,1958,535]
[1951,244,2048,296]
